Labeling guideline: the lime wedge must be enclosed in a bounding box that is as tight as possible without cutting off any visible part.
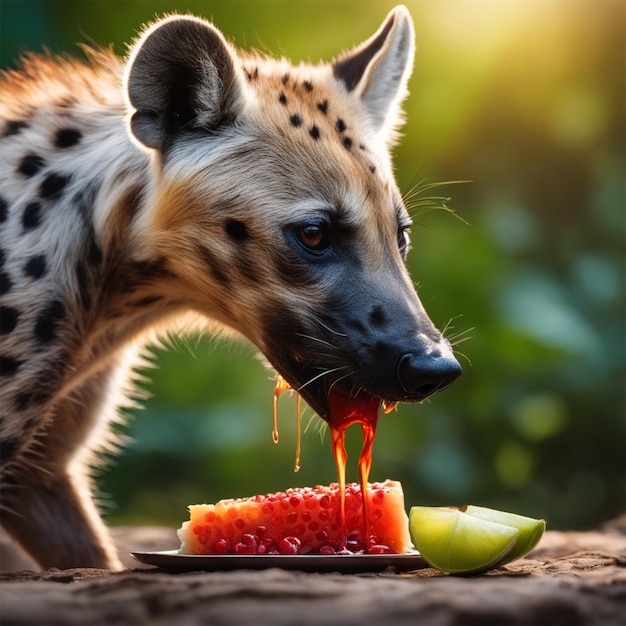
[409,506,518,574]
[463,505,546,563]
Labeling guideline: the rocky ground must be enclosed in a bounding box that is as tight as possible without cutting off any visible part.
[1,520,624,625]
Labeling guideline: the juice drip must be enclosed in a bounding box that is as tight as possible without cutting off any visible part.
[328,392,381,552]
[294,394,301,473]
[273,375,291,444]
[273,374,302,473]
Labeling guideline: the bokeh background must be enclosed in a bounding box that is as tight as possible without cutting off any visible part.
[2,0,623,531]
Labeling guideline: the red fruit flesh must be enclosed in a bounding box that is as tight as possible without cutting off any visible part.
[178,480,413,555]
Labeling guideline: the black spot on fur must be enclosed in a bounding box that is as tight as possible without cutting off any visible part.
[359,144,367,151]
[34,299,66,344]
[18,154,45,178]
[0,196,8,223]
[22,202,42,230]
[281,73,290,85]
[225,219,249,241]
[39,172,70,200]
[342,136,353,150]
[309,126,321,140]
[24,254,47,279]
[335,119,347,133]
[278,92,288,105]
[15,390,48,411]
[303,81,313,92]
[54,127,82,149]
[369,165,376,174]
[0,272,13,294]
[196,245,232,287]
[86,227,103,268]
[0,249,5,270]
[130,295,163,308]
[237,255,261,283]
[368,304,388,328]
[0,438,19,463]
[73,182,100,227]
[317,100,328,115]
[75,260,91,310]
[290,114,302,128]
[0,307,20,335]
[0,356,22,376]
[3,120,28,137]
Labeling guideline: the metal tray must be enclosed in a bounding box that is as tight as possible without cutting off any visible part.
[130,549,427,573]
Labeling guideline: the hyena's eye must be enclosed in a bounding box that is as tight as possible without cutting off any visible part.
[397,225,411,257]
[295,222,332,252]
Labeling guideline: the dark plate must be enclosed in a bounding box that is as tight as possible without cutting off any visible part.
[130,550,427,573]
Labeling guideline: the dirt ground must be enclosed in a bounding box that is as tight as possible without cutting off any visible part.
[1,519,624,625]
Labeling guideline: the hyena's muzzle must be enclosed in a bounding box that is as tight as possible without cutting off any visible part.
[260,259,461,422]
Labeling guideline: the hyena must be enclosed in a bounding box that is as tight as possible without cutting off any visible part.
[0,6,461,570]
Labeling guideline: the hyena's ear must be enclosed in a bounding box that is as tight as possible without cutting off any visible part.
[333,5,415,142]
[124,15,245,150]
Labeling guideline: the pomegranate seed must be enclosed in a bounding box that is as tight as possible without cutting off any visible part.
[286,511,298,523]
[372,490,385,505]
[214,539,229,554]
[319,545,336,555]
[271,515,283,526]
[241,533,257,547]
[319,494,331,508]
[234,542,255,554]
[278,537,301,555]
[234,518,245,529]
[262,503,274,514]
[204,511,216,523]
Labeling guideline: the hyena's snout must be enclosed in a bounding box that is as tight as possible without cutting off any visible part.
[265,273,462,422]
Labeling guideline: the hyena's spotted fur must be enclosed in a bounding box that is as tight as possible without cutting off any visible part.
[0,6,460,569]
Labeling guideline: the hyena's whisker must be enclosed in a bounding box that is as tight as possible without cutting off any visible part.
[294,333,337,350]
[297,366,351,392]
[312,316,348,338]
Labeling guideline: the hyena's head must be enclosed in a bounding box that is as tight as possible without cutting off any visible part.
[124,6,461,421]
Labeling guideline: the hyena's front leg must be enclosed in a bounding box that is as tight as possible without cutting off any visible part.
[2,367,125,570]
[2,465,121,570]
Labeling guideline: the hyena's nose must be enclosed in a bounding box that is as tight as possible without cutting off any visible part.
[397,350,462,400]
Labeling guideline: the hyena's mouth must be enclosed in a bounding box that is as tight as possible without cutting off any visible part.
[269,344,461,424]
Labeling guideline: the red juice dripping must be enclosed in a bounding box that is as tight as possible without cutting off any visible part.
[328,392,381,552]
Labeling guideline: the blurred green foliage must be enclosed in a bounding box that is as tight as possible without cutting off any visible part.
[2,0,623,531]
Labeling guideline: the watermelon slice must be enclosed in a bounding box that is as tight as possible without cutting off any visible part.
[178,480,413,555]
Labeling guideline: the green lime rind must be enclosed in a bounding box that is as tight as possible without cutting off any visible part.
[409,506,519,574]
[463,505,546,563]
